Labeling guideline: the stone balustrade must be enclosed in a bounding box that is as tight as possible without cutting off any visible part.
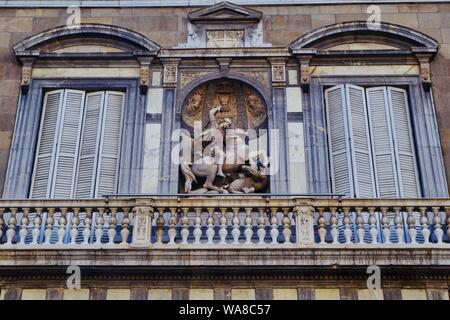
[0,196,449,247]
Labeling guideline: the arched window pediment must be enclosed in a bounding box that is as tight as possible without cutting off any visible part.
[12,24,161,94]
[289,21,439,91]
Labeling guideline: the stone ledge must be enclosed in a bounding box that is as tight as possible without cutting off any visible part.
[0,246,449,267]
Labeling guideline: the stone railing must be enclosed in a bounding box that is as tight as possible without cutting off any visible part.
[0,196,449,247]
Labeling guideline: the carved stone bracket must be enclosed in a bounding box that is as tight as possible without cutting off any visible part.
[294,205,315,244]
[413,48,435,91]
[296,49,316,93]
[163,59,180,88]
[131,206,154,247]
[19,57,36,94]
[137,56,153,94]
[217,57,232,75]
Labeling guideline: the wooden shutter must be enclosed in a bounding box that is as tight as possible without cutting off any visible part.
[52,90,85,198]
[387,87,420,197]
[366,87,399,197]
[30,90,64,198]
[325,85,353,197]
[75,91,105,198]
[96,91,124,197]
[345,84,376,198]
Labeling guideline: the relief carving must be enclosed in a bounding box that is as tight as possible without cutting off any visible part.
[164,65,178,85]
[207,30,244,48]
[180,71,210,88]
[271,64,285,82]
[180,79,269,194]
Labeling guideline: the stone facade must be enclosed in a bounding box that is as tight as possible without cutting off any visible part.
[1,1,450,300]
[0,3,450,194]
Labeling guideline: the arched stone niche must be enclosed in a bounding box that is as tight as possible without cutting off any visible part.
[178,78,270,194]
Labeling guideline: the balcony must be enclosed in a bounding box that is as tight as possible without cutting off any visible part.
[0,195,449,274]
[0,195,449,247]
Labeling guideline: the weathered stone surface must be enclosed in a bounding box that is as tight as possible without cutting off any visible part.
[383,288,402,300]
[46,288,63,300]
[401,289,427,300]
[189,289,214,300]
[214,288,231,300]
[231,288,255,300]
[106,289,130,300]
[131,288,148,300]
[315,288,340,300]
[172,288,189,300]
[255,288,273,300]
[63,289,90,300]
[89,288,107,300]
[273,288,297,300]
[148,288,172,300]
[426,289,449,300]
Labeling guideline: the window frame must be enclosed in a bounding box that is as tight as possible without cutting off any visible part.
[3,78,146,199]
[306,75,448,198]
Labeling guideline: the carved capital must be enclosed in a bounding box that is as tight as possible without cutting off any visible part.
[19,57,35,94]
[296,53,315,93]
[413,49,434,91]
[131,206,154,247]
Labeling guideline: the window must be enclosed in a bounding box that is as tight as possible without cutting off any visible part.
[30,89,124,198]
[325,84,420,198]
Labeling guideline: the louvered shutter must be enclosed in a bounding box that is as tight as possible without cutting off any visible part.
[52,90,85,198]
[387,87,420,197]
[345,85,376,198]
[366,87,399,198]
[75,91,104,198]
[30,90,64,198]
[325,85,353,197]
[95,91,124,197]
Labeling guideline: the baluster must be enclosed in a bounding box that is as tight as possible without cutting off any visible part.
[206,208,215,244]
[446,207,450,243]
[231,207,240,244]
[193,208,202,244]
[121,207,130,244]
[419,207,430,244]
[31,208,42,245]
[355,207,365,244]
[330,207,339,244]
[343,207,352,244]
[270,208,279,244]
[0,208,4,243]
[168,207,177,244]
[70,208,80,245]
[317,207,326,244]
[155,208,165,244]
[56,208,67,245]
[257,208,266,244]
[406,207,417,244]
[95,208,105,245]
[108,208,117,245]
[219,208,228,244]
[381,207,390,244]
[6,208,17,245]
[393,207,404,244]
[180,208,189,244]
[19,208,30,245]
[83,208,92,244]
[368,207,378,244]
[432,207,443,244]
[44,208,55,244]
[281,208,291,244]
[244,208,253,244]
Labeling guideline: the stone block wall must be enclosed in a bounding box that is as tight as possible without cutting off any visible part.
[0,3,450,194]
